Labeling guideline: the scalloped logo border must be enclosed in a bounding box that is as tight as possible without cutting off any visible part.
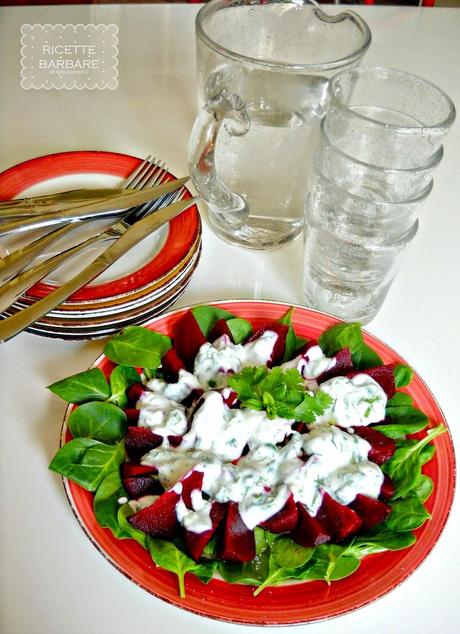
[20,24,119,90]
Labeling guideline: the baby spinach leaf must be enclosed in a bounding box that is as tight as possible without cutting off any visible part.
[147,537,216,598]
[373,421,428,440]
[253,536,315,595]
[393,364,413,388]
[382,425,445,500]
[104,326,171,368]
[297,545,360,583]
[108,366,141,408]
[271,536,314,569]
[49,438,124,492]
[318,322,382,370]
[412,474,434,503]
[384,392,429,431]
[191,305,235,337]
[346,529,416,557]
[93,471,131,539]
[385,496,431,531]
[226,317,253,344]
[279,307,307,362]
[48,368,110,404]
[117,505,148,548]
[68,401,128,444]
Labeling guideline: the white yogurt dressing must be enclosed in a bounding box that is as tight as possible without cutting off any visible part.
[281,345,336,380]
[136,335,387,533]
[193,331,278,388]
[314,374,387,427]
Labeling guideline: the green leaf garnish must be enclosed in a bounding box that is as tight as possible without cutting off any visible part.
[318,322,382,369]
[228,366,331,421]
[103,326,171,368]
[68,401,128,444]
[49,438,124,492]
[48,368,110,404]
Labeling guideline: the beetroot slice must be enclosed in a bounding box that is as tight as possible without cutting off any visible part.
[128,489,179,538]
[316,493,362,542]
[318,348,354,383]
[124,408,140,423]
[353,426,396,465]
[348,364,396,399]
[173,311,207,370]
[161,348,185,383]
[259,495,298,533]
[125,426,162,461]
[180,470,204,509]
[121,462,162,500]
[290,503,330,547]
[122,463,158,478]
[249,322,289,365]
[184,502,226,561]
[209,318,233,343]
[123,476,164,499]
[350,494,392,531]
[221,388,238,408]
[380,474,396,501]
[167,435,183,448]
[218,502,256,562]
[127,382,145,404]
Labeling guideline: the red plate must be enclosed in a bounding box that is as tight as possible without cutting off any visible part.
[60,301,455,625]
[0,151,200,301]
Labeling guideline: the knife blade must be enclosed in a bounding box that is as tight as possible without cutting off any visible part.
[0,196,199,343]
[0,188,135,217]
[0,177,189,236]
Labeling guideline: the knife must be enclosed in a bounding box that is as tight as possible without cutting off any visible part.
[0,177,189,236]
[0,196,199,343]
[0,188,138,217]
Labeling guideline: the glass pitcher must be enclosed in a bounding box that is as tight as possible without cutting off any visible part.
[188,0,371,250]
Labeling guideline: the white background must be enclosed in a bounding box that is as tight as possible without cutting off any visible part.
[0,5,459,634]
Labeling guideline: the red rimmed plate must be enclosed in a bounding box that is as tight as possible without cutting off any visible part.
[0,151,200,302]
[59,301,455,625]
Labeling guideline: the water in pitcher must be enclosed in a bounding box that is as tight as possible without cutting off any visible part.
[211,73,329,248]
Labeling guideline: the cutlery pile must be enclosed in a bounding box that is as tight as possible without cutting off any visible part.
[0,157,201,342]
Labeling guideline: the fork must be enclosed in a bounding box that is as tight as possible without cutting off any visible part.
[0,162,187,313]
[0,156,163,286]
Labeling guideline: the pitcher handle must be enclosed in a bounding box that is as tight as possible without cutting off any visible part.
[188,92,250,224]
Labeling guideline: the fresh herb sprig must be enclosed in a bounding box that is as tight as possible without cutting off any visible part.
[228,366,332,422]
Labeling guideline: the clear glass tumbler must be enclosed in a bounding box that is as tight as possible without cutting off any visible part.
[188,0,371,250]
[325,67,456,169]
[317,118,443,203]
[303,165,427,322]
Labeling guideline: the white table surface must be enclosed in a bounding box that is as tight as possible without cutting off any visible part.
[0,4,459,633]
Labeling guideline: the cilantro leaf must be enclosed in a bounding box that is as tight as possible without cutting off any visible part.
[228,366,331,422]
[294,390,333,424]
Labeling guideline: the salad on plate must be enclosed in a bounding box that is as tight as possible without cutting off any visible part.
[49,304,446,600]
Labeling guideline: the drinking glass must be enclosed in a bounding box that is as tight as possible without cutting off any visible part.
[188,0,371,250]
[325,67,456,169]
[317,118,443,203]
[303,165,427,322]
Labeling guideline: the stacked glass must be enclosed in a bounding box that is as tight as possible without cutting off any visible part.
[303,67,455,323]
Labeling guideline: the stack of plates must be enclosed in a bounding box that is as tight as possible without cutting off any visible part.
[0,151,201,340]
